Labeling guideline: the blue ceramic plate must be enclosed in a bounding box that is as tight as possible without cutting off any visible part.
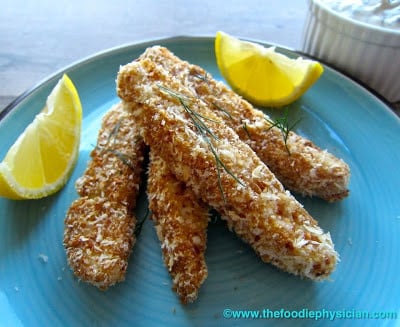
[1,37,399,327]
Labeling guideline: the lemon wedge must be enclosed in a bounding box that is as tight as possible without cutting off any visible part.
[0,74,82,199]
[215,31,324,107]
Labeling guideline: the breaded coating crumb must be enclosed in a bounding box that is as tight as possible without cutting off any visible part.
[75,104,145,208]
[148,151,209,304]
[64,103,146,289]
[117,58,338,280]
[140,46,350,202]
[64,196,135,289]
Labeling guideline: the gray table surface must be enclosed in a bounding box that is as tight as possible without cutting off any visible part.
[1,0,399,116]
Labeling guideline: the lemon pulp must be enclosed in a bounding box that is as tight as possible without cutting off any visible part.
[215,31,324,107]
[0,74,82,199]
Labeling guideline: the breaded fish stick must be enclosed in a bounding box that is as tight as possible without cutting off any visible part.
[140,46,350,202]
[147,150,209,304]
[64,103,146,289]
[117,58,338,280]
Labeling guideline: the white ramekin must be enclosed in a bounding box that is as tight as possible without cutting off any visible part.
[301,0,400,102]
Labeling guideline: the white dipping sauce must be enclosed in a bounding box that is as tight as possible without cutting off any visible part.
[320,0,400,29]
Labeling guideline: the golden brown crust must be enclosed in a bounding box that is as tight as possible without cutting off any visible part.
[64,196,135,289]
[139,46,350,202]
[75,104,145,208]
[147,150,209,304]
[117,58,338,280]
[64,103,146,289]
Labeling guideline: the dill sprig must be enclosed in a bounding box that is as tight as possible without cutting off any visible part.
[157,85,219,137]
[93,118,136,170]
[212,102,233,120]
[206,134,244,203]
[157,84,245,202]
[104,149,136,170]
[192,72,233,121]
[242,121,252,140]
[191,71,300,155]
[265,108,300,155]
[192,72,211,85]
[106,120,122,147]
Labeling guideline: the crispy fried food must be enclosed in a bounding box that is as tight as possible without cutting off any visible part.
[117,58,338,280]
[139,46,350,202]
[147,150,209,304]
[64,103,146,289]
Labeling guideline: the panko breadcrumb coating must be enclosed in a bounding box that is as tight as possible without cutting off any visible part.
[117,58,338,280]
[139,46,350,202]
[64,103,146,289]
[147,150,209,304]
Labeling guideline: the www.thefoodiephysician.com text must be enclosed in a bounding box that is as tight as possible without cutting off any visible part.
[222,308,398,321]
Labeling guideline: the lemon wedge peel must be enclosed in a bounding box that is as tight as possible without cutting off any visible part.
[0,74,82,200]
[215,31,324,107]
